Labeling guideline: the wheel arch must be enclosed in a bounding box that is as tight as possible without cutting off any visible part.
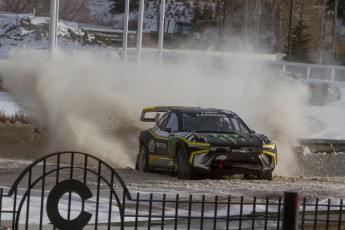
[139,135,149,150]
[174,139,189,160]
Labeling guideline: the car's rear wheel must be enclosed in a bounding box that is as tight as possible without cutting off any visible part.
[257,172,273,180]
[177,148,192,179]
[138,145,150,172]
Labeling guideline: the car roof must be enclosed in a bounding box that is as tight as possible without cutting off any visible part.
[171,107,235,114]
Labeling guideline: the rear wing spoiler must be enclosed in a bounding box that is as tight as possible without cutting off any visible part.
[140,106,192,122]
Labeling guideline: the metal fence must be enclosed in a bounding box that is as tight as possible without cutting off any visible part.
[264,61,345,83]
[153,49,345,82]
[0,151,344,229]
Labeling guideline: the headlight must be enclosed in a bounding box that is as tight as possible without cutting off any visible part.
[263,144,276,150]
[193,152,209,167]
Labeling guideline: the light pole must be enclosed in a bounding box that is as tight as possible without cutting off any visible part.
[49,0,59,56]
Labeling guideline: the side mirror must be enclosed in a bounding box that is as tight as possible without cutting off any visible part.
[250,130,256,134]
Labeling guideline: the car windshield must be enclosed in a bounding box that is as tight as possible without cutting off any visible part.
[182,112,251,134]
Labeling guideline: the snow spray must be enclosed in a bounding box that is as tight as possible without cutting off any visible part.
[0,49,309,175]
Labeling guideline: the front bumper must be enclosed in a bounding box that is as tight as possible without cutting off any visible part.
[192,151,275,175]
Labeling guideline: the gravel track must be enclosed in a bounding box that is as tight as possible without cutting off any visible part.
[0,123,344,201]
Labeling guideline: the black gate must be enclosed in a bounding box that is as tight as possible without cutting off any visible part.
[0,151,130,229]
[0,151,344,229]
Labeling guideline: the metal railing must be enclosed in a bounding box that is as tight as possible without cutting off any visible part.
[0,151,344,229]
[147,49,345,82]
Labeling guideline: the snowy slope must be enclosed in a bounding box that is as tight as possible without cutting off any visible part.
[0,12,117,58]
[88,0,194,33]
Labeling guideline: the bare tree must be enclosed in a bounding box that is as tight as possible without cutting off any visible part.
[59,0,90,22]
[264,0,289,51]
[0,0,30,14]
[308,1,331,64]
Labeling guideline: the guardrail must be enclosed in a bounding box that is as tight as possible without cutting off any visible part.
[147,49,345,82]
[263,61,345,82]
[0,151,344,229]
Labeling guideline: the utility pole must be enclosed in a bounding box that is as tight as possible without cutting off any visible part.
[287,0,293,59]
[222,0,227,42]
[256,0,260,40]
[158,0,165,64]
[333,0,339,63]
[136,0,145,64]
[122,0,130,63]
[245,0,248,41]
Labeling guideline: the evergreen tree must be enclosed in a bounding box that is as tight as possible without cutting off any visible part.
[191,0,203,31]
[286,19,312,63]
[191,0,217,32]
[108,0,139,14]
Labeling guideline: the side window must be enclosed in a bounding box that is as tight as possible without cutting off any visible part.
[157,113,169,130]
[231,118,240,131]
[239,122,250,133]
[165,113,179,132]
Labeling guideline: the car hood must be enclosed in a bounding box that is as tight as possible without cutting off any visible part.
[179,132,272,147]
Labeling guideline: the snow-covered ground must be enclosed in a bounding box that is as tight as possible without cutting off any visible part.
[304,83,345,139]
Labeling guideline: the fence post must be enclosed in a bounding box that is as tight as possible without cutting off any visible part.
[307,66,311,79]
[331,68,335,82]
[283,191,299,230]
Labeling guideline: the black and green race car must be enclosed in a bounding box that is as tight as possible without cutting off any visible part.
[136,106,277,180]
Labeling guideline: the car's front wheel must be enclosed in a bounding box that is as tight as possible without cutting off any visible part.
[137,145,150,172]
[177,148,192,179]
[257,172,273,180]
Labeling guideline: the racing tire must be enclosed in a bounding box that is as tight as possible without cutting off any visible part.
[137,145,150,172]
[177,148,192,179]
[257,172,273,181]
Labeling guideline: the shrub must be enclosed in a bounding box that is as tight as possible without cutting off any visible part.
[0,110,30,124]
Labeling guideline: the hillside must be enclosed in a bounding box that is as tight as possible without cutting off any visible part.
[0,12,119,58]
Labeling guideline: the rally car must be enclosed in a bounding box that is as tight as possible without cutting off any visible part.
[136,106,277,180]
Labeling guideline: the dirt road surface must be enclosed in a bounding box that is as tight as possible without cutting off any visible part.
[0,123,344,200]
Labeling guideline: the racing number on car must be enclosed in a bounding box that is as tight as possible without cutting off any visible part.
[149,139,155,153]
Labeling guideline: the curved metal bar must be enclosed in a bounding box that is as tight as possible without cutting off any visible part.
[7,151,130,197]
